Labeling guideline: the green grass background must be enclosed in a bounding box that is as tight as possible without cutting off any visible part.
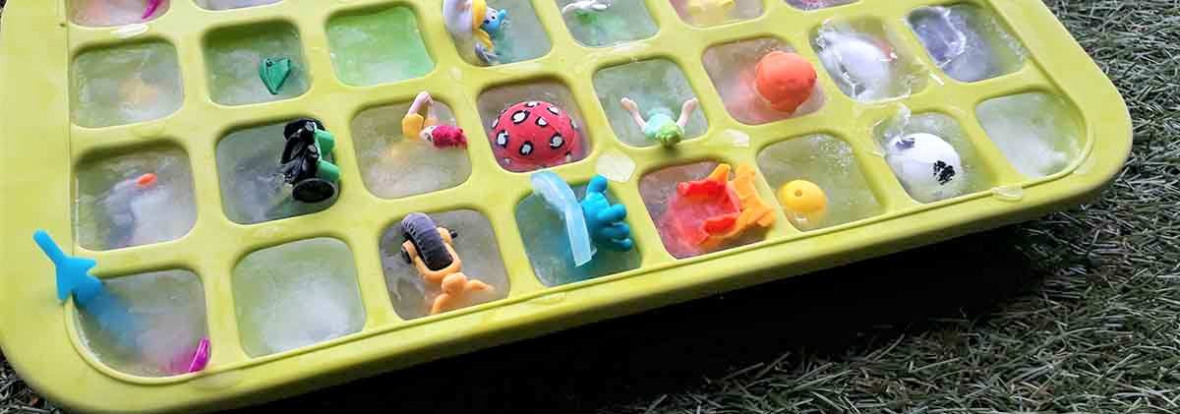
[3,0,1177,412]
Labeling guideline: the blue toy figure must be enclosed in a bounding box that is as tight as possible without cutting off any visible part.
[482,7,508,38]
[581,175,633,251]
[34,230,136,348]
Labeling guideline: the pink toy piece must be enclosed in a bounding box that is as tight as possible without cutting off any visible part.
[490,101,583,172]
[142,0,163,19]
[428,125,468,148]
[186,338,210,373]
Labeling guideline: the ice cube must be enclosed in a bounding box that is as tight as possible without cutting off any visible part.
[756,135,882,230]
[76,270,207,377]
[785,0,854,10]
[593,59,707,147]
[477,81,590,172]
[327,7,434,87]
[195,0,280,10]
[232,238,365,357]
[877,111,992,203]
[379,210,509,320]
[813,20,924,102]
[639,162,769,258]
[71,42,184,128]
[217,122,336,224]
[669,0,763,27]
[703,37,825,125]
[517,184,641,286]
[352,102,472,199]
[69,0,167,27]
[204,23,308,106]
[909,5,1026,82]
[557,0,656,47]
[976,92,1081,178]
[75,148,196,250]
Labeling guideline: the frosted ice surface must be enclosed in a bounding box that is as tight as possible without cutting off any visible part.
[786,0,855,10]
[205,24,308,106]
[877,112,991,203]
[756,135,882,230]
[75,147,196,251]
[352,102,472,199]
[813,21,925,102]
[195,0,280,10]
[380,210,510,320]
[77,270,207,377]
[669,0,762,27]
[233,238,365,357]
[593,59,707,147]
[327,7,434,87]
[217,122,336,224]
[976,93,1081,178]
[71,42,183,128]
[596,149,636,182]
[910,5,1026,82]
[70,0,168,27]
[639,162,768,259]
[703,37,825,125]
[557,0,656,47]
[517,185,641,287]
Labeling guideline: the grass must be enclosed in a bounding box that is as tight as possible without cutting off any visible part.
[3,0,1178,412]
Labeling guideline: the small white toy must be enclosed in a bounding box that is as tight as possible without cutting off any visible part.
[817,32,894,101]
[885,132,966,203]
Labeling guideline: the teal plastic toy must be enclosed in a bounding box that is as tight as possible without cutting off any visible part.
[581,175,633,251]
[531,171,596,266]
[259,57,293,95]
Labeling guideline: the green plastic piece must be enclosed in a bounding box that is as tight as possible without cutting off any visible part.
[312,128,340,183]
[259,57,292,95]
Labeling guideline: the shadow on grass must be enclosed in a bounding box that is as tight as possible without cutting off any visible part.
[232,226,1040,414]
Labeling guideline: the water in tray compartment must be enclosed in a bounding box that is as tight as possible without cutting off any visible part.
[352,101,472,199]
[757,135,882,231]
[216,122,336,224]
[327,7,434,87]
[556,0,656,47]
[594,59,707,147]
[380,210,509,320]
[71,41,184,128]
[195,0,280,10]
[669,0,762,27]
[517,184,641,287]
[69,0,168,27]
[204,22,309,106]
[702,37,825,125]
[75,147,196,251]
[976,92,1082,178]
[76,269,207,377]
[233,238,365,357]
[909,5,1026,83]
[813,19,926,102]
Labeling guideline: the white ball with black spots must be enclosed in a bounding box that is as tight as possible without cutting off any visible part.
[885,133,967,203]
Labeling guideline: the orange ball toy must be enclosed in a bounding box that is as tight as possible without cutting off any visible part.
[754,51,817,115]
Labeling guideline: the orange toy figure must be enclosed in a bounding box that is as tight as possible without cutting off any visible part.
[664,164,777,254]
[754,51,817,115]
[399,213,493,315]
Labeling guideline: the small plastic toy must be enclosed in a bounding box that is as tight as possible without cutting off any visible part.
[532,171,596,266]
[754,51,817,115]
[402,91,468,149]
[34,230,135,346]
[619,97,699,147]
[481,7,508,37]
[885,132,966,203]
[103,172,159,248]
[581,175,633,251]
[817,31,894,100]
[259,57,292,95]
[491,101,583,172]
[443,0,501,65]
[143,0,163,19]
[686,0,735,25]
[663,164,776,252]
[400,213,494,315]
[778,180,827,230]
[279,118,340,203]
[182,338,211,374]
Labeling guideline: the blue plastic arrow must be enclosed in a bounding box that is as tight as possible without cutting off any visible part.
[33,230,104,305]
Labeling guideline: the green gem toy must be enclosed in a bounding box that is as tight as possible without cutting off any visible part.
[259,57,292,95]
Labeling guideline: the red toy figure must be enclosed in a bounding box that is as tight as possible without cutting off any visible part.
[490,101,583,172]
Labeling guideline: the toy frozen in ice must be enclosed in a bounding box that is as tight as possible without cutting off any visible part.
[884,132,965,203]
[662,164,775,254]
[532,171,596,266]
[816,29,895,101]
[685,0,735,26]
[443,0,505,65]
[399,213,494,315]
[101,172,161,248]
[143,0,164,18]
[490,100,584,172]
[754,51,817,115]
[279,118,340,203]
[402,91,468,148]
[259,57,293,95]
[581,175,633,251]
[33,230,135,346]
[619,97,699,147]
[778,180,827,231]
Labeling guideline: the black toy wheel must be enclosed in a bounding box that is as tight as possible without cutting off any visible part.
[400,213,454,271]
[291,178,336,203]
[284,117,326,139]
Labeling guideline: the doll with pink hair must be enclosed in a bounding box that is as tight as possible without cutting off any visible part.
[402,91,469,149]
